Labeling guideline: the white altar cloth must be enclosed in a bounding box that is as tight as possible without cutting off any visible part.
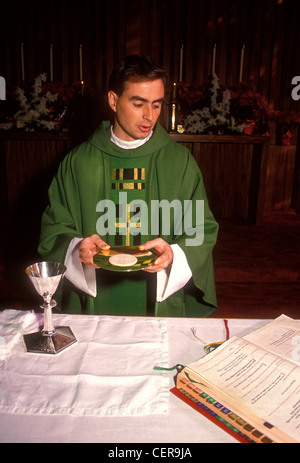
[0,310,169,417]
[0,309,269,443]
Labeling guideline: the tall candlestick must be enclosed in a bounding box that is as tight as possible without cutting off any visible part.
[50,44,53,82]
[79,44,83,82]
[211,44,216,75]
[239,44,245,82]
[179,44,184,82]
[21,42,25,84]
[170,82,177,132]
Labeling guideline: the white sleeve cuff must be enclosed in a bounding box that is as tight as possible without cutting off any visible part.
[64,238,97,297]
[156,244,192,302]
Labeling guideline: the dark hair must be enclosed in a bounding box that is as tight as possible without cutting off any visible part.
[108,55,168,96]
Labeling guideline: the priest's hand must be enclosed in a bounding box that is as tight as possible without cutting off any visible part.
[78,234,110,268]
[139,238,173,273]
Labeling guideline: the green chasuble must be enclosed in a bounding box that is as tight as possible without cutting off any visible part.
[38,121,219,317]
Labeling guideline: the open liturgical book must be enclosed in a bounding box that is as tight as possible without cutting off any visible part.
[171,314,300,443]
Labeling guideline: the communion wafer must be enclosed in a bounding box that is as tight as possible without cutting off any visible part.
[109,254,138,267]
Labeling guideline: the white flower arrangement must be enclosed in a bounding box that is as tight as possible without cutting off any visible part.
[0,73,59,131]
[184,73,246,135]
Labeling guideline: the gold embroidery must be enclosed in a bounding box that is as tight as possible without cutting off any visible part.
[112,182,145,190]
[115,204,142,246]
[112,168,145,181]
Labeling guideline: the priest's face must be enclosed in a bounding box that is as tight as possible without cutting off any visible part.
[108,79,165,141]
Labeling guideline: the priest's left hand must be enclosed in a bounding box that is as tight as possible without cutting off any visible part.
[139,238,173,273]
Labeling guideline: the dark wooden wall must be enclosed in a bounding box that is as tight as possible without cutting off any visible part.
[1,0,300,113]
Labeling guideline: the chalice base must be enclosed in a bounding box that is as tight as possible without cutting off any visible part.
[23,326,77,354]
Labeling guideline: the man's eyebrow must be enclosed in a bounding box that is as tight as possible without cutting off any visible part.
[129,95,165,104]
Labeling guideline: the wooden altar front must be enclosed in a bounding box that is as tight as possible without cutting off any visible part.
[171,134,268,223]
[0,132,298,225]
[0,132,76,220]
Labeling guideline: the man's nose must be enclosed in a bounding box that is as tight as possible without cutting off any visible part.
[143,104,153,121]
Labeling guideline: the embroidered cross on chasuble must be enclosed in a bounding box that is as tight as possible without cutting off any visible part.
[96,157,155,316]
[111,163,146,247]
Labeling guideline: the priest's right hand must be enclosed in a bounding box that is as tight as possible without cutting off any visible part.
[78,234,110,268]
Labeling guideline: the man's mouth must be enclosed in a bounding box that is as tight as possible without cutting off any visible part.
[138,124,152,132]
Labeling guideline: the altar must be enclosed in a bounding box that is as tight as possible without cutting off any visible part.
[1,1,300,445]
[0,309,269,443]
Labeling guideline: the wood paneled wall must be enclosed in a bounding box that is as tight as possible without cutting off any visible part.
[1,0,300,113]
[0,133,268,223]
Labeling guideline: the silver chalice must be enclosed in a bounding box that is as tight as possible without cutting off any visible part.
[23,262,77,354]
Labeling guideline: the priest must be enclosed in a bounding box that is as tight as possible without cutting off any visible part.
[38,55,219,317]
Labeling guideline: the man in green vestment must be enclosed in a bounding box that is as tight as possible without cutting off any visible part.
[38,55,219,317]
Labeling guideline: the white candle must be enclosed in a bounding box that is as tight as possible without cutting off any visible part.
[50,44,53,82]
[179,44,184,82]
[212,44,216,75]
[239,44,245,82]
[79,44,83,82]
[21,42,25,83]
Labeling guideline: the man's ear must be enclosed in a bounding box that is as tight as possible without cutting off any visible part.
[107,90,118,112]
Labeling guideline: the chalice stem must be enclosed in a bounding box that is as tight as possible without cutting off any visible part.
[41,292,56,336]
[43,304,55,335]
